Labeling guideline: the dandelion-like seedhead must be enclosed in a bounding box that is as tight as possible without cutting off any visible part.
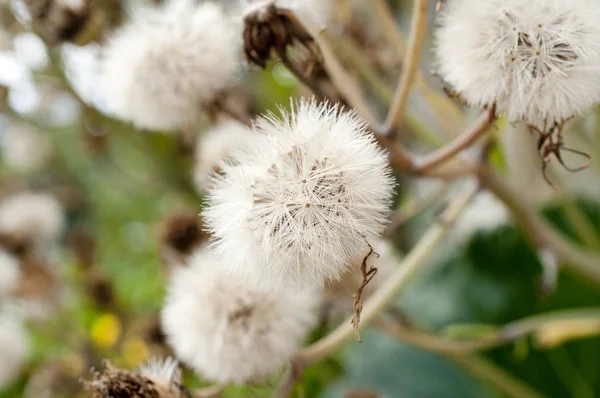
[193,119,252,192]
[0,193,64,244]
[435,0,600,130]
[161,247,318,383]
[1,122,51,173]
[204,100,395,290]
[0,250,21,298]
[100,0,240,130]
[0,314,29,388]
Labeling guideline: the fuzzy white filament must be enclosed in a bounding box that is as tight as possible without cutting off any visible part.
[204,100,394,290]
[435,0,600,130]
[161,247,318,384]
[100,0,240,130]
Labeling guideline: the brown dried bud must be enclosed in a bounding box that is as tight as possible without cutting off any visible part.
[157,211,208,272]
[84,360,190,398]
[24,0,102,45]
[243,2,320,67]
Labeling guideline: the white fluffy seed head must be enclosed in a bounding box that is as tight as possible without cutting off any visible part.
[204,100,395,291]
[193,119,253,192]
[161,246,318,384]
[100,0,241,131]
[435,0,600,130]
[452,191,510,243]
[1,122,51,173]
[0,250,21,297]
[0,314,29,389]
[0,193,64,244]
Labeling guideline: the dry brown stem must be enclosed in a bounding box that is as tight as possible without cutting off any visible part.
[351,244,378,342]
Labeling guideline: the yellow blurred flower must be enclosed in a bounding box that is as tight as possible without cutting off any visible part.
[91,313,121,349]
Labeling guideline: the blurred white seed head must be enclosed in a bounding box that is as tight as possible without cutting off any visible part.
[435,0,600,130]
[193,119,252,192]
[452,191,510,243]
[161,246,318,384]
[0,314,29,389]
[204,100,394,290]
[324,239,398,312]
[100,0,240,130]
[1,122,51,173]
[0,192,64,244]
[0,250,21,297]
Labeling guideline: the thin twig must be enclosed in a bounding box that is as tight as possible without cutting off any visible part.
[351,244,378,342]
[315,28,379,125]
[413,106,497,173]
[382,0,429,138]
[193,384,227,398]
[477,164,600,286]
[384,183,451,237]
[271,356,305,398]
[377,308,600,354]
[450,355,545,398]
[278,52,328,101]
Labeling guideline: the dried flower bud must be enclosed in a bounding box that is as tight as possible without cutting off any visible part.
[243,0,319,67]
[157,211,208,272]
[85,358,189,398]
[24,0,97,45]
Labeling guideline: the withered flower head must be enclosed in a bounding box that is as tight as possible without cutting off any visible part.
[243,1,320,67]
[85,360,190,398]
[24,0,93,45]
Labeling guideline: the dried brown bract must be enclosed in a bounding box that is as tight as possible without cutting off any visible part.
[84,361,190,398]
[529,122,591,188]
[24,0,92,44]
[243,2,320,68]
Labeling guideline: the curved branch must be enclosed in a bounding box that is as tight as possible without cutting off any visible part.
[382,0,429,138]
